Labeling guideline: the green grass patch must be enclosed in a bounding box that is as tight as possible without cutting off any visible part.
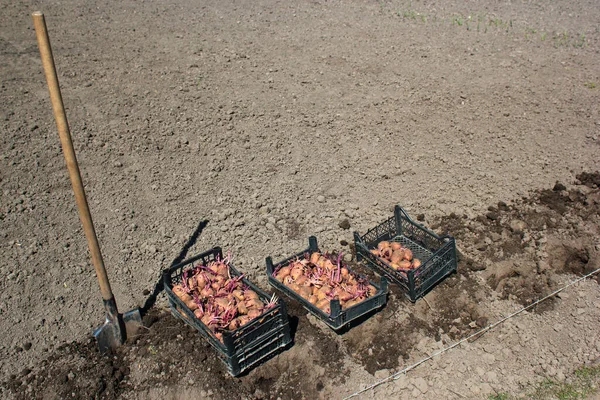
[392,5,587,47]
[397,1,426,22]
[523,28,587,47]
[575,33,586,48]
[553,31,570,47]
[486,365,600,400]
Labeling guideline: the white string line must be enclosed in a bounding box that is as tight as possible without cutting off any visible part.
[343,267,600,400]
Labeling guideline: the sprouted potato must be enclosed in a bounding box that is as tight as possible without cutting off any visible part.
[272,251,377,314]
[172,253,278,342]
[370,241,422,274]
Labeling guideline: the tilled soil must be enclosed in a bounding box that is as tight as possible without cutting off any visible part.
[2,174,600,399]
[1,0,600,398]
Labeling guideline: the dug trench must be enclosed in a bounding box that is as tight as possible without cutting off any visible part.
[2,172,599,399]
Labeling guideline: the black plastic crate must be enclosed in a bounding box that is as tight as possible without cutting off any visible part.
[265,236,388,331]
[354,205,457,302]
[163,247,292,377]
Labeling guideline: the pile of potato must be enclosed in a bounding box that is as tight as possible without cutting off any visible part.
[172,255,277,342]
[273,251,377,314]
[369,241,421,272]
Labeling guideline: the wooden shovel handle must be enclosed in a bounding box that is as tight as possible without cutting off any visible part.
[32,12,114,302]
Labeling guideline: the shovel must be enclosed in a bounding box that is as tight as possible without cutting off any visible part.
[32,12,143,352]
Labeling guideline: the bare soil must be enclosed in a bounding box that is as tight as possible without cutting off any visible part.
[1,0,600,399]
[2,175,599,399]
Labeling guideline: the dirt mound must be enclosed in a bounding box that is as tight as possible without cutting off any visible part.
[3,338,127,399]
[577,171,600,188]
[548,239,600,281]
[434,174,600,311]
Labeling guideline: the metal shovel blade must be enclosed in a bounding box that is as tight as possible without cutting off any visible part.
[122,308,143,338]
[94,318,124,353]
[93,298,143,353]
